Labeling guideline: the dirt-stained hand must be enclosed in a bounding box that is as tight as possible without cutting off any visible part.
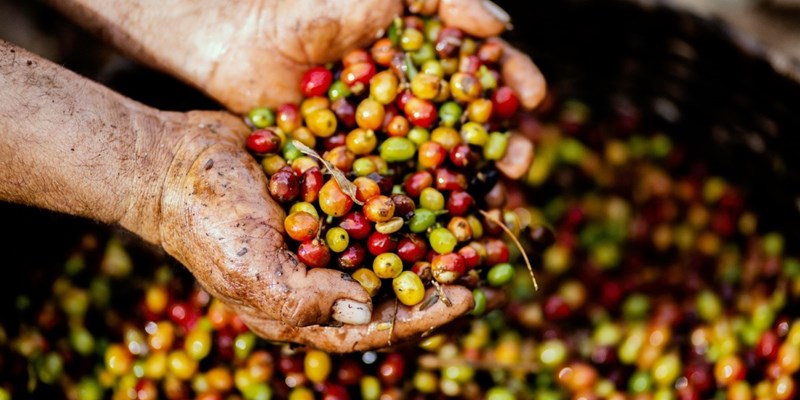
[143,110,478,352]
[201,0,547,113]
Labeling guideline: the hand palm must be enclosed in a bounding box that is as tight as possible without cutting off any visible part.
[204,0,402,113]
[157,111,476,352]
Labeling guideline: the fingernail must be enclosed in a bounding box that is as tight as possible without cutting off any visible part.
[481,0,511,24]
[332,299,371,325]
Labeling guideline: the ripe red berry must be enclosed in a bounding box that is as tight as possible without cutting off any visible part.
[367,232,396,256]
[492,86,520,119]
[435,27,464,58]
[323,133,347,151]
[431,253,466,284]
[300,66,333,98]
[269,166,300,203]
[434,168,468,191]
[337,242,366,270]
[331,98,356,128]
[483,237,509,266]
[446,190,474,216]
[246,128,282,154]
[543,295,571,320]
[300,167,324,203]
[404,171,433,198]
[378,353,406,385]
[397,234,427,263]
[395,89,414,111]
[297,240,331,269]
[449,143,475,168]
[342,62,376,90]
[458,245,481,270]
[339,211,372,240]
[403,97,437,128]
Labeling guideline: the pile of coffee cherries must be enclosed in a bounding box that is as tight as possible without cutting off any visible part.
[406,100,800,400]
[244,13,534,308]
[2,95,800,399]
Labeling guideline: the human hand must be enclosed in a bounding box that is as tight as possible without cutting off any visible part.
[49,0,546,114]
[131,110,481,352]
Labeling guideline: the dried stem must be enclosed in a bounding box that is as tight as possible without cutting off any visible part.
[478,209,538,291]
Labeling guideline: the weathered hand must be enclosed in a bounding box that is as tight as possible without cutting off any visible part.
[39,0,544,351]
[49,0,546,113]
[141,110,477,352]
[195,0,547,113]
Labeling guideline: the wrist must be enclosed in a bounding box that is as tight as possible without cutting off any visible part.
[122,110,251,250]
[117,111,186,245]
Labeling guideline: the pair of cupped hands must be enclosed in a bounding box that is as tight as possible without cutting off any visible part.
[47,0,546,352]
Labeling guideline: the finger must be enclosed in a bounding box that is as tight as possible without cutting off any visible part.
[159,127,370,328]
[438,0,510,38]
[490,38,547,110]
[273,265,373,327]
[495,132,534,180]
[239,285,473,353]
[406,0,440,15]
[184,110,251,145]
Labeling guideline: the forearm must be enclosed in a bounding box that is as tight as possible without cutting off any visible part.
[46,0,238,96]
[0,40,173,240]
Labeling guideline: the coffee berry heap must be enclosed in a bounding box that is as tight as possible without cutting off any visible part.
[245,12,539,313]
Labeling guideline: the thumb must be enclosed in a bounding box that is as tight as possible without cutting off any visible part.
[272,259,374,327]
[158,113,371,329]
[438,0,510,38]
[490,37,548,110]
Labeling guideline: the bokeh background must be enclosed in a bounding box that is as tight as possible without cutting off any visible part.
[2,1,800,399]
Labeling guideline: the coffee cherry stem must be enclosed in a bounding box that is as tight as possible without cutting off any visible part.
[478,209,538,291]
[292,140,363,206]
[388,297,399,347]
[431,280,452,307]
[418,292,440,311]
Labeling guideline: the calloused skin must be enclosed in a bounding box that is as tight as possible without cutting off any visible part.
[0,0,545,352]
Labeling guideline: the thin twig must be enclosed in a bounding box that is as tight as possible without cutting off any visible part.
[431,280,452,306]
[478,209,538,291]
[387,297,399,347]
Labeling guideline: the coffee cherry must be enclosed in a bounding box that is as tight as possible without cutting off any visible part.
[364,195,396,223]
[247,128,282,154]
[301,66,333,98]
[491,86,520,119]
[319,180,354,217]
[373,253,403,279]
[297,240,331,269]
[393,271,426,306]
[397,234,428,263]
[337,242,367,270]
[269,166,300,203]
[431,253,466,284]
[352,268,382,297]
[325,227,349,253]
[367,232,396,256]
[339,211,372,240]
[284,212,319,242]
